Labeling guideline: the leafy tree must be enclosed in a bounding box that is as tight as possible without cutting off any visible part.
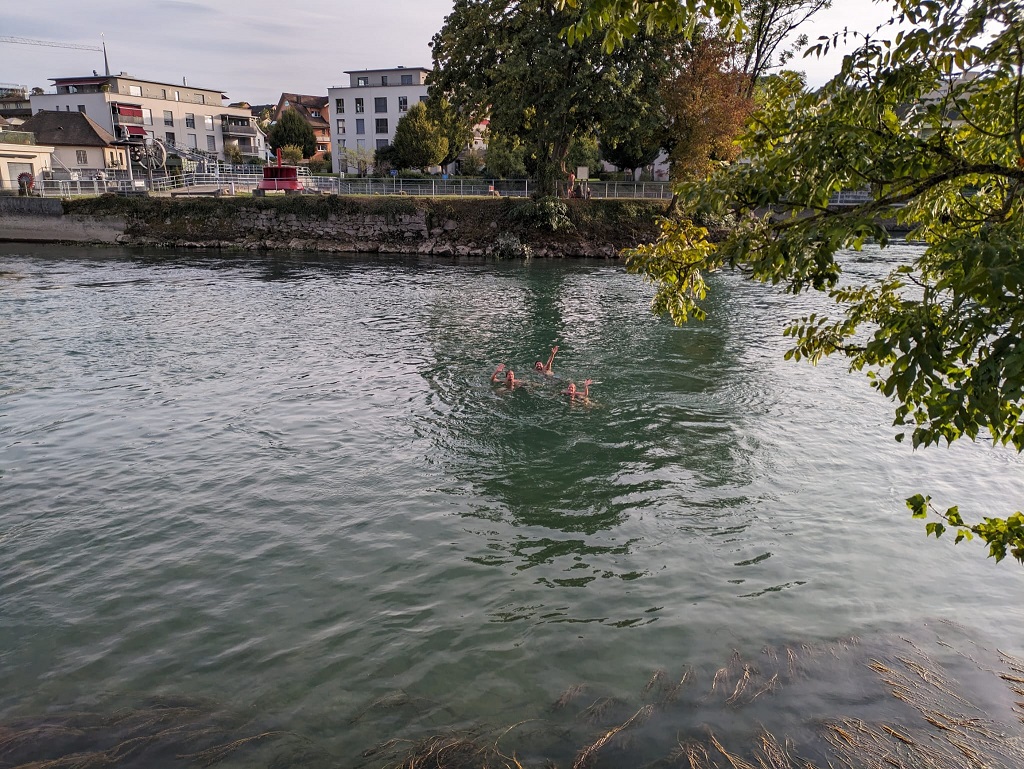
[391,102,450,170]
[267,109,316,158]
[460,148,486,176]
[600,110,665,179]
[484,133,528,178]
[339,142,375,176]
[738,0,831,96]
[662,30,753,182]
[567,135,602,177]
[427,96,476,170]
[322,151,332,168]
[280,144,304,165]
[614,0,1024,563]
[431,0,673,196]
[224,142,244,165]
[373,144,401,176]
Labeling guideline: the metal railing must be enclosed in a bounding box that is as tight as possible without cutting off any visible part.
[8,173,894,209]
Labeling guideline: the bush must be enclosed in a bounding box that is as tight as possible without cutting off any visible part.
[504,196,573,232]
[491,232,533,260]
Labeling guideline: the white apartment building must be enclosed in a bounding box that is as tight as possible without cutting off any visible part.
[30,73,265,163]
[327,66,429,174]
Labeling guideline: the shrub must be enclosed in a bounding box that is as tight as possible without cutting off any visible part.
[491,232,533,260]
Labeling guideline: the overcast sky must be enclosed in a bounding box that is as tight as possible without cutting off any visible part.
[1,0,900,104]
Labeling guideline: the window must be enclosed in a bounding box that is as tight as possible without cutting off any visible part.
[419,95,429,103]
[356,138,365,149]
[381,76,388,86]
[401,74,413,85]
[335,98,344,114]
[174,90,180,101]
[336,118,345,134]
[207,135,216,151]
[165,131,176,144]
[76,149,88,165]
[355,98,364,113]
[77,104,86,113]
[142,108,153,126]
[204,115,214,130]
[193,93,205,104]
[161,89,167,99]
[338,139,346,149]
[376,139,389,149]
[185,113,195,128]
[375,118,388,134]
[398,96,408,112]
[128,85,142,97]
[374,97,387,113]
[188,133,197,148]
[357,76,368,86]
[355,118,365,135]
[164,110,174,126]
[310,109,319,118]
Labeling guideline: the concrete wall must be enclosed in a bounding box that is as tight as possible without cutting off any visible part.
[0,196,125,242]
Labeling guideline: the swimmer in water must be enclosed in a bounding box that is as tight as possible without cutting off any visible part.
[562,378,593,403]
[490,363,522,390]
[534,345,559,376]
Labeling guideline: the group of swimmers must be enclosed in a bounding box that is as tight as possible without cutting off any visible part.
[490,345,594,403]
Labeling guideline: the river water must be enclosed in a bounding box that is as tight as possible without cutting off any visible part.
[1,243,1022,767]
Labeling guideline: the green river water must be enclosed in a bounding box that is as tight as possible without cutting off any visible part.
[1,243,1022,768]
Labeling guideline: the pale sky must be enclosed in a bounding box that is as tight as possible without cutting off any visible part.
[1,0,901,104]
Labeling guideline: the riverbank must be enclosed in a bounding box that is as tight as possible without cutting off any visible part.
[0,195,666,257]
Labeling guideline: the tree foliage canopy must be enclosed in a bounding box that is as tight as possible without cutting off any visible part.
[267,109,317,158]
[619,0,1024,563]
[430,0,672,195]
[662,30,753,182]
[391,102,449,170]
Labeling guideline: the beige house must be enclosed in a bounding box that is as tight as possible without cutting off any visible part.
[19,111,127,175]
[0,130,54,191]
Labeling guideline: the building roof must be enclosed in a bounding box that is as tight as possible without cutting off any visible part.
[50,74,227,96]
[276,93,329,128]
[343,66,430,74]
[19,110,118,147]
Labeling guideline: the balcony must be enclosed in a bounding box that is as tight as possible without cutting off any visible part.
[0,130,35,145]
[221,119,256,137]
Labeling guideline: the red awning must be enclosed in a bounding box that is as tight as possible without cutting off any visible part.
[123,125,146,136]
[116,105,144,117]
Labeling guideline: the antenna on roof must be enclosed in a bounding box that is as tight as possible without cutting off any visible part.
[101,33,110,76]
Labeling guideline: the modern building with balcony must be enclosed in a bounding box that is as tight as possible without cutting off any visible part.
[327,66,429,174]
[29,72,266,164]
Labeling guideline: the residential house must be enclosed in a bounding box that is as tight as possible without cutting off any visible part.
[274,93,331,158]
[0,129,54,191]
[18,110,128,175]
[327,67,429,174]
[29,72,266,163]
[0,83,32,126]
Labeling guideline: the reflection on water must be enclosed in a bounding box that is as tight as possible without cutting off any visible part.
[1,244,1022,767]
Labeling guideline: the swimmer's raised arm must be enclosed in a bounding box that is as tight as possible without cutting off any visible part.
[535,345,559,375]
[491,363,506,383]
